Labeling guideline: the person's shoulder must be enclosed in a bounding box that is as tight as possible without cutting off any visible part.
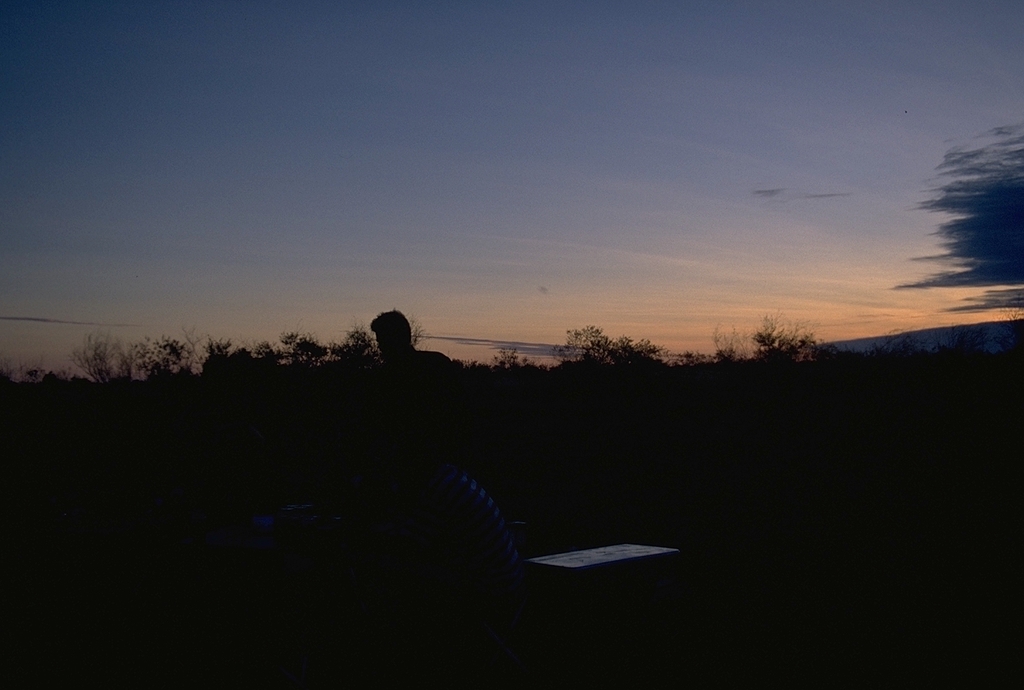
[413,349,455,370]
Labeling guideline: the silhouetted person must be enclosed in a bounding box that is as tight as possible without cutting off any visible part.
[368,309,461,473]
[346,310,525,676]
[371,309,452,370]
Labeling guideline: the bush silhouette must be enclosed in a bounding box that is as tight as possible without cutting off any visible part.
[331,324,382,369]
[136,331,204,377]
[712,325,751,363]
[492,347,526,369]
[71,329,205,381]
[554,326,665,366]
[278,331,331,367]
[70,332,129,382]
[869,331,928,358]
[750,314,819,362]
[937,324,989,354]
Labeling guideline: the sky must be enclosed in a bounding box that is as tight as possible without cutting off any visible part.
[3,1,1023,369]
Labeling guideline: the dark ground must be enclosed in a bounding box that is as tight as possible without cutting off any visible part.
[3,351,1020,686]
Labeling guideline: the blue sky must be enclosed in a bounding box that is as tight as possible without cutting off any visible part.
[3,1,1023,367]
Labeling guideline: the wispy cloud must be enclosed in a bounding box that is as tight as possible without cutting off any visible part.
[899,123,1024,310]
[426,335,557,358]
[753,188,851,200]
[0,316,140,327]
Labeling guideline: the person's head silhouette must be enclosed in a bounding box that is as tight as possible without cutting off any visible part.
[371,310,415,363]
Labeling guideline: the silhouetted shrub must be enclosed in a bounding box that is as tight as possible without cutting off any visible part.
[71,329,206,381]
[493,347,525,369]
[199,327,382,376]
[70,332,129,382]
[671,351,715,366]
[554,326,666,366]
[0,358,64,382]
[937,324,989,354]
[869,331,928,358]
[712,325,751,362]
[999,298,1024,351]
[136,331,204,377]
[330,324,382,369]
[491,347,547,370]
[279,331,331,367]
[750,314,819,362]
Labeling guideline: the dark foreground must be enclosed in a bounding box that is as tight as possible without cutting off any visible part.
[4,352,1020,685]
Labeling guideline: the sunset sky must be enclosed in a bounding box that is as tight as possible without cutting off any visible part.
[3,1,1023,368]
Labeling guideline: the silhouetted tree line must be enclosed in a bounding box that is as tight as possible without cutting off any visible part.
[5,311,1010,387]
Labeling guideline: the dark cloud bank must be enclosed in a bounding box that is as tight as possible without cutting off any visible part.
[900,123,1024,311]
